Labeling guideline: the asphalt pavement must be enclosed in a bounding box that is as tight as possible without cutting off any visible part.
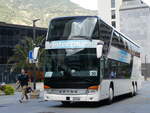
[0,81,150,113]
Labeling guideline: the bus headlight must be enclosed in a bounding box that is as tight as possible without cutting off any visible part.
[88,85,100,90]
[44,89,52,94]
[87,90,97,94]
[87,85,100,94]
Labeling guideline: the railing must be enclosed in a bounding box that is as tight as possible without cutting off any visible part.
[0,64,18,83]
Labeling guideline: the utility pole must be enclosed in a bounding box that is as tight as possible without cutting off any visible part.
[32,19,40,90]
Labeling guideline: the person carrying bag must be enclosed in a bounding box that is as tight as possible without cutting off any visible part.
[16,69,29,103]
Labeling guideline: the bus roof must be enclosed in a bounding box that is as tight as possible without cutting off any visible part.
[97,16,141,48]
[50,16,141,49]
[51,16,98,20]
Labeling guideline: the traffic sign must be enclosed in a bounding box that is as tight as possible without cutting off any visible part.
[29,50,33,60]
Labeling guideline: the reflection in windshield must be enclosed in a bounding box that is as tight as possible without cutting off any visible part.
[45,48,99,81]
[47,17,98,41]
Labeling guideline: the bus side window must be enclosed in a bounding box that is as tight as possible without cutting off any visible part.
[119,35,126,50]
[117,61,132,79]
[103,60,109,79]
[125,41,129,52]
[91,22,99,39]
[99,20,112,55]
[111,32,120,48]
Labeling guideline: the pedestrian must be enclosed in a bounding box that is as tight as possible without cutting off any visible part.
[110,69,116,78]
[16,69,29,103]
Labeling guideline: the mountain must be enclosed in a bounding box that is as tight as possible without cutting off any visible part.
[0,0,97,27]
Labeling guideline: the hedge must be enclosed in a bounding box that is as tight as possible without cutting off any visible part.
[4,85,14,95]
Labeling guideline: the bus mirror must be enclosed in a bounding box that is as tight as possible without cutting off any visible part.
[33,47,40,60]
[96,44,103,58]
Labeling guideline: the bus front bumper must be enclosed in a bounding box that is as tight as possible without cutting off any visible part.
[44,93,100,102]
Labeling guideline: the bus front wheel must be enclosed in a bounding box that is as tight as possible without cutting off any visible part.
[107,87,114,104]
[130,84,135,97]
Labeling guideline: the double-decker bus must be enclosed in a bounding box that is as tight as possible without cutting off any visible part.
[42,16,142,105]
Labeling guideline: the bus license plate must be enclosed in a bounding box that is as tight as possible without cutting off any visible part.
[73,97,80,101]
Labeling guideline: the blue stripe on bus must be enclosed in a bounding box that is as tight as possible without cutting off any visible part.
[118,50,129,63]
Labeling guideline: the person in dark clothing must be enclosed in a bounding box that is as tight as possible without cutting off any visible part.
[16,69,29,103]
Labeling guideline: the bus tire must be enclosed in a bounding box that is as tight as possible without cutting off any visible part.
[134,84,138,95]
[130,84,135,97]
[107,87,114,105]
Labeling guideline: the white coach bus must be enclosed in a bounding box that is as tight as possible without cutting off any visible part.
[42,16,142,105]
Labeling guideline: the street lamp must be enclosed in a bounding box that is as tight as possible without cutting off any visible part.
[32,19,40,90]
[33,19,40,41]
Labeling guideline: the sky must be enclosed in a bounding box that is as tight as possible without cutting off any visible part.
[142,0,150,5]
[70,0,98,10]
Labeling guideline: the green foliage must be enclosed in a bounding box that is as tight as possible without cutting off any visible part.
[8,36,45,72]
[4,85,14,95]
[0,90,2,95]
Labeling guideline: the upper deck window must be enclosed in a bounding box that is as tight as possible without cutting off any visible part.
[99,21,113,55]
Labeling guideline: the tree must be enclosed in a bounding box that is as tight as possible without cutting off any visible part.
[8,36,45,72]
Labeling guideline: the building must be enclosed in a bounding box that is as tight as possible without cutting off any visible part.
[142,63,150,80]
[120,0,149,62]
[120,0,150,78]
[97,0,111,25]
[0,22,47,83]
[98,0,122,30]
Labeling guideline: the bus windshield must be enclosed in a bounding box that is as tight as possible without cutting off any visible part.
[45,48,100,84]
[47,16,98,41]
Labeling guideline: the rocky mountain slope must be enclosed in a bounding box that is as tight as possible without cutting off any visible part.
[0,0,97,27]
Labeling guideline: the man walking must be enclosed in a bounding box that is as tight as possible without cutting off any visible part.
[17,69,29,103]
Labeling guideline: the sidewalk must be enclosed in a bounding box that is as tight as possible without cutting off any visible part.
[0,92,44,105]
[0,92,18,105]
[0,82,44,105]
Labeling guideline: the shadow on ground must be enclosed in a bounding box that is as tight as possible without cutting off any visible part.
[49,93,137,108]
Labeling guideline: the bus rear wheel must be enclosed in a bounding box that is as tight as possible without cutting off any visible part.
[134,84,138,95]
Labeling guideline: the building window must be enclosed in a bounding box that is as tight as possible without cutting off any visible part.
[112,21,116,28]
[111,10,116,19]
[111,0,115,8]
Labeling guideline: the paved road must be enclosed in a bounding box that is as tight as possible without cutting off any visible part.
[0,81,150,113]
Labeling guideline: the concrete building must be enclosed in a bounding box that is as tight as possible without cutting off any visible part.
[98,0,122,30]
[142,63,150,80]
[98,0,111,25]
[120,0,150,62]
